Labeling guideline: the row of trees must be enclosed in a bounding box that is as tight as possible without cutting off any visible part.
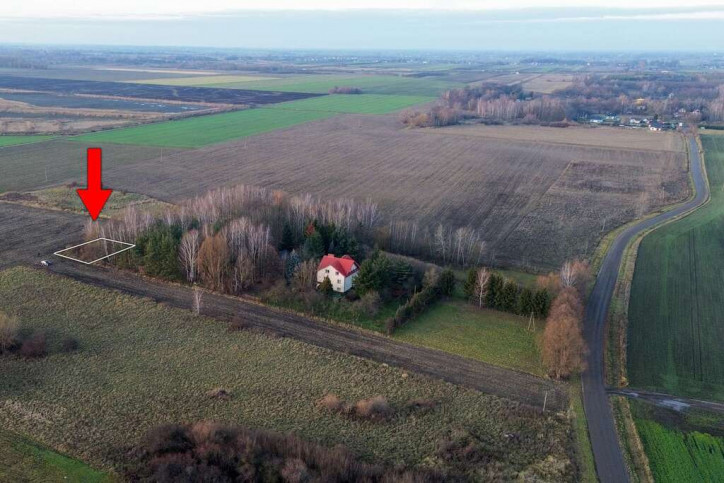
[541,260,591,379]
[459,260,591,379]
[462,268,551,318]
[379,221,487,267]
[387,266,456,334]
[405,74,724,127]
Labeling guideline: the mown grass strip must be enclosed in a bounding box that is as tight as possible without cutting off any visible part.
[0,135,55,147]
[0,429,110,482]
[71,108,336,147]
[393,301,544,376]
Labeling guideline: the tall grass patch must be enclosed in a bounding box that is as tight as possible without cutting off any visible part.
[0,267,574,478]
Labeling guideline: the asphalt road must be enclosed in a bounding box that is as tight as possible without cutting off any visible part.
[582,135,708,483]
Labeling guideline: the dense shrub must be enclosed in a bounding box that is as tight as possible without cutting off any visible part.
[60,336,79,353]
[319,276,334,295]
[206,387,232,400]
[388,267,455,332]
[358,291,381,318]
[354,396,392,422]
[143,424,194,455]
[318,394,392,422]
[0,311,19,354]
[317,393,344,412]
[437,269,456,296]
[354,250,392,296]
[329,86,363,94]
[227,315,248,332]
[19,331,47,359]
[131,422,447,481]
[134,222,183,280]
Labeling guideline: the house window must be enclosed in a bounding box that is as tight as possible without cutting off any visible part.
[325,269,329,273]
[335,271,339,275]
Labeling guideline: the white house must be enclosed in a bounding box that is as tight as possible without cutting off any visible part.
[317,254,359,293]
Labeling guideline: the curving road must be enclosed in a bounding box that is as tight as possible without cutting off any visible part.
[582,134,709,483]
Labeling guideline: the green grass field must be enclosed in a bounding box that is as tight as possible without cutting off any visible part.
[0,267,573,477]
[269,94,434,115]
[631,401,724,483]
[0,430,110,482]
[72,108,336,147]
[628,135,724,400]
[393,301,544,376]
[202,74,462,96]
[0,135,55,147]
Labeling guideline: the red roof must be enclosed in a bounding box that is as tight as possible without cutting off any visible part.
[318,254,358,277]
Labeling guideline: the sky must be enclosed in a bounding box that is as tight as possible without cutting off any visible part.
[1,1,723,50]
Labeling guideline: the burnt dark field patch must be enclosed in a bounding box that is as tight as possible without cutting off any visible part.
[0,75,324,106]
[0,91,205,113]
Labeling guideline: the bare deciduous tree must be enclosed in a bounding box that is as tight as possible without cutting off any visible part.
[192,286,203,316]
[179,229,200,283]
[198,234,230,292]
[292,259,318,292]
[474,267,491,308]
[542,286,587,379]
[560,261,575,288]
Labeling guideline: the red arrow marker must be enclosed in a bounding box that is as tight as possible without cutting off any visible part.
[77,148,112,220]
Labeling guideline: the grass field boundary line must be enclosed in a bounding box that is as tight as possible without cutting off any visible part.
[0,136,57,149]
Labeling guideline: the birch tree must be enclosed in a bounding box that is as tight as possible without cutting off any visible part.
[474,267,491,308]
[179,229,200,283]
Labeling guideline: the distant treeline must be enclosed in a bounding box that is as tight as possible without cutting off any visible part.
[403,73,724,126]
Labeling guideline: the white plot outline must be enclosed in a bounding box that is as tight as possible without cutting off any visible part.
[54,237,136,265]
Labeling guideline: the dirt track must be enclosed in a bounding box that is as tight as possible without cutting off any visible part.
[0,203,567,411]
[50,260,568,411]
[609,388,724,416]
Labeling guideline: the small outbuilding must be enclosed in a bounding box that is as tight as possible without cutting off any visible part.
[317,254,359,293]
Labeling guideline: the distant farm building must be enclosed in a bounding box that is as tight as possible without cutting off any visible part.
[317,254,359,293]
